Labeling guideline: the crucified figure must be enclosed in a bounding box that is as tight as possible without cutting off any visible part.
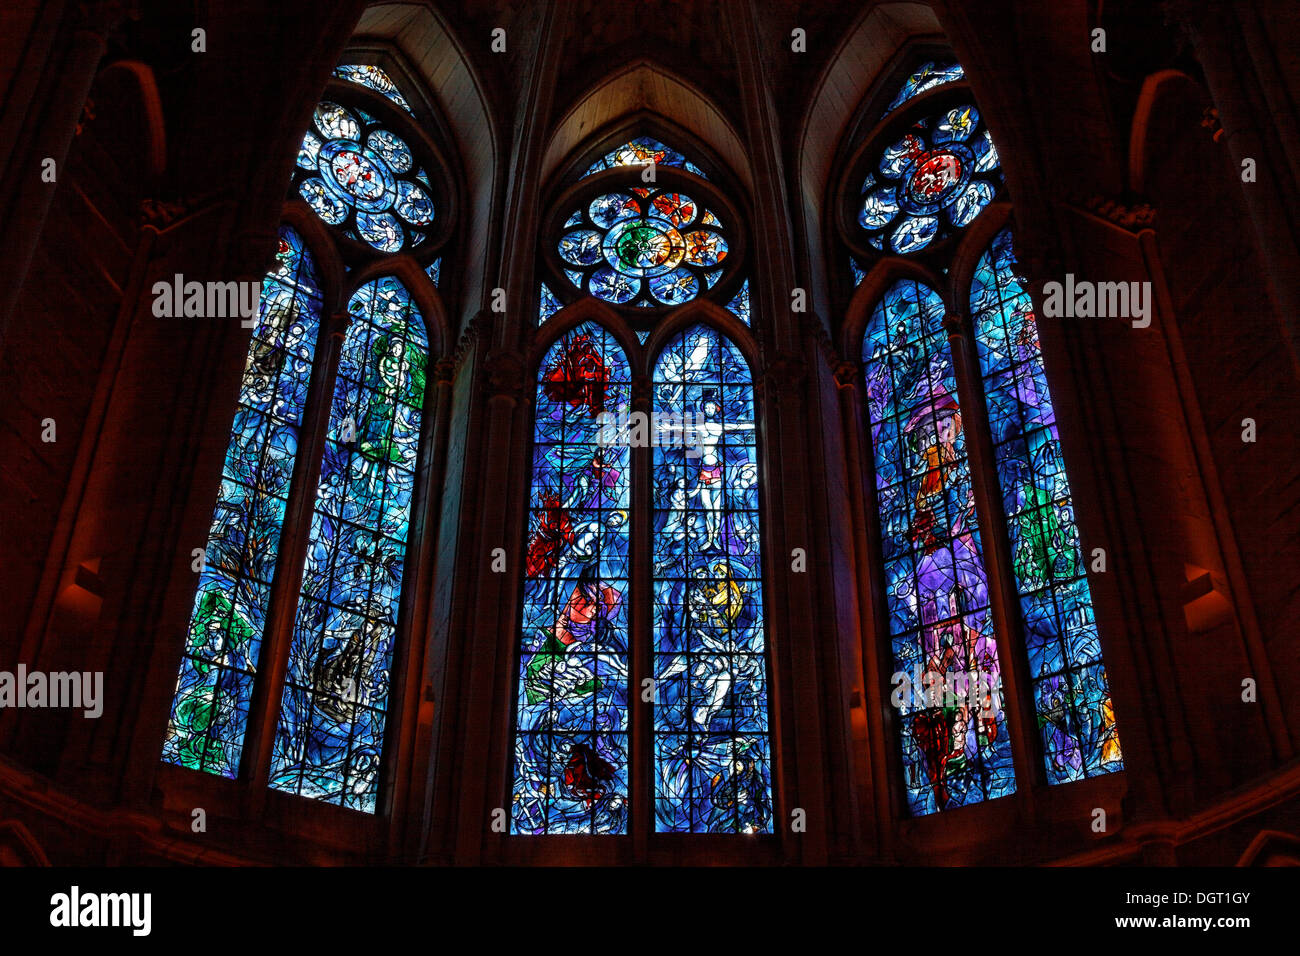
[681,398,754,551]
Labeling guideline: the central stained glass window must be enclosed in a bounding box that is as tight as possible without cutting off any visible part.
[514,137,770,835]
[558,188,729,307]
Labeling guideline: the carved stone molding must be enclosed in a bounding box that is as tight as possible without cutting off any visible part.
[758,352,807,402]
[450,309,492,376]
[432,358,456,387]
[1081,195,1158,233]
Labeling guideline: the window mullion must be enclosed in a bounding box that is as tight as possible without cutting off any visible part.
[240,309,350,803]
[942,309,1043,799]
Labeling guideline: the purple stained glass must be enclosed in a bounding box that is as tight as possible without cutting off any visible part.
[863,279,1015,815]
[652,325,772,833]
[269,276,428,812]
[511,323,632,834]
[162,225,323,778]
[970,228,1123,782]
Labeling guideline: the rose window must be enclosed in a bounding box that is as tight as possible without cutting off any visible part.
[555,187,730,308]
[858,104,1002,255]
[293,101,436,254]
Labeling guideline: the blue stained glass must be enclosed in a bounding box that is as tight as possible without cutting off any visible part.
[858,107,1001,254]
[970,229,1123,781]
[334,64,414,114]
[725,279,751,326]
[584,136,708,180]
[425,258,441,287]
[512,323,632,834]
[849,257,868,287]
[163,226,323,778]
[883,60,965,116]
[538,282,562,325]
[269,277,428,811]
[292,102,434,254]
[652,325,772,833]
[863,280,1015,815]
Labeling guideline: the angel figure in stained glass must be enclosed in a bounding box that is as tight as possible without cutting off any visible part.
[356,319,425,490]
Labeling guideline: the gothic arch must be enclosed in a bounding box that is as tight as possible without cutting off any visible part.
[796,3,945,323]
[543,60,753,195]
[347,1,500,328]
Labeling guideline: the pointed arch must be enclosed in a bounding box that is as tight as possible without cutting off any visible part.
[511,322,633,834]
[529,297,641,372]
[269,275,430,810]
[650,323,773,833]
[860,278,1014,815]
[835,39,1125,815]
[163,224,327,778]
[543,60,753,195]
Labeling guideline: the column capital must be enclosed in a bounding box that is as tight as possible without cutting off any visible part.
[832,360,859,390]
[757,352,807,400]
[481,349,526,404]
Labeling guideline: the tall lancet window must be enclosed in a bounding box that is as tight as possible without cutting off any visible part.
[164,60,454,813]
[863,280,1014,813]
[510,132,773,835]
[840,55,1121,816]
[652,325,770,833]
[164,226,323,778]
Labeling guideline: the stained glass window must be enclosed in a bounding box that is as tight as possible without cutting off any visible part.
[970,229,1123,782]
[863,280,1014,815]
[269,277,428,811]
[652,325,772,833]
[725,280,751,326]
[557,189,728,307]
[163,226,323,777]
[294,101,435,253]
[858,105,1001,254]
[538,282,562,325]
[849,257,867,288]
[334,64,414,115]
[883,60,965,116]
[584,136,707,180]
[511,323,632,834]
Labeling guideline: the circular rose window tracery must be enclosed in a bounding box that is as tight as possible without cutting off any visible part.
[293,101,437,254]
[555,185,731,308]
[856,104,1002,255]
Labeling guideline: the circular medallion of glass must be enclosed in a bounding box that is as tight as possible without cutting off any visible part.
[857,104,1001,255]
[556,186,731,307]
[292,101,436,254]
